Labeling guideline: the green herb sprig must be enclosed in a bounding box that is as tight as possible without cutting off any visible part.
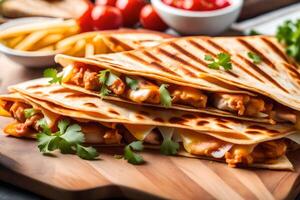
[124,141,144,165]
[98,69,119,97]
[204,53,232,70]
[159,127,179,156]
[125,77,139,90]
[24,108,39,119]
[276,20,300,61]
[37,119,99,160]
[43,68,62,84]
[247,52,262,64]
[159,84,172,107]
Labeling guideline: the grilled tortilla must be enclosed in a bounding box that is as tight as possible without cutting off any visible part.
[54,35,300,126]
[0,91,296,170]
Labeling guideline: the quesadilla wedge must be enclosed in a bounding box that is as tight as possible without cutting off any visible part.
[2,79,300,170]
[53,35,300,126]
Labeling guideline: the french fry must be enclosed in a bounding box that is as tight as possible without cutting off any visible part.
[14,31,48,51]
[85,43,95,57]
[5,35,26,48]
[64,39,86,56]
[93,35,109,54]
[36,45,55,52]
[31,33,64,50]
[56,32,98,50]
[0,19,78,39]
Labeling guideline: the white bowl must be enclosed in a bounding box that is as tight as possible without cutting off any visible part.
[0,17,64,68]
[152,0,243,35]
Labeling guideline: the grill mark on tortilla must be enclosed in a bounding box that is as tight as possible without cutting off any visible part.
[135,114,145,120]
[236,54,289,93]
[150,61,179,76]
[49,88,71,94]
[138,110,150,116]
[245,130,261,134]
[197,120,209,126]
[217,123,230,129]
[33,91,42,95]
[108,109,120,115]
[282,63,300,85]
[124,52,178,76]
[142,50,161,62]
[26,84,47,89]
[169,42,207,70]
[260,37,290,63]
[83,102,98,108]
[156,47,198,77]
[65,93,92,98]
[247,125,269,131]
[237,38,277,70]
[182,114,197,119]
[169,117,187,124]
[188,39,239,78]
[107,36,133,51]
[153,117,164,122]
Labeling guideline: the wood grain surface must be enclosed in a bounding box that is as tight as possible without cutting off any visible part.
[1,53,300,200]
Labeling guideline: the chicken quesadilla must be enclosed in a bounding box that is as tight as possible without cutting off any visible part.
[53,35,300,126]
[0,78,299,170]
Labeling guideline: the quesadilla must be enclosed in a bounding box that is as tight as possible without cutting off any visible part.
[53,35,300,127]
[1,78,299,170]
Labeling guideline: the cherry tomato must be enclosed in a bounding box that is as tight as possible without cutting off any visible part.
[91,6,123,30]
[140,5,168,31]
[162,0,184,8]
[95,0,117,6]
[77,3,94,32]
[116,0,146,27]
[182,0,201,10]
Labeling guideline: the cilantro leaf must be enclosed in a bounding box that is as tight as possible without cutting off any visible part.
[24,108,39,119]
[125,77,139,90]
[98,69,119,97]
[36,118,99,160]
[247,52,262,64]
[36,133,57,153]
[248,29,262,36]
[159,127,179,156]
[43,68,62,84]
[204,53,232,70]
[159,84,172,107]
[76,144,99,160]
[276,19,300,61]
[124,141,144,165]
[60,124,84,145]
[160,140,179,155]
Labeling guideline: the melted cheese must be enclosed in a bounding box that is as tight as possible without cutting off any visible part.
[41,108,60,128]
[62,64,74,83]
[0,100,11,117]
[124,124,155,140]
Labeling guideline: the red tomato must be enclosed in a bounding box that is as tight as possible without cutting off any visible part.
[116,0,146,27]
[77,3,94,32]
[91,6,123,30]
[140,5,168,31]
[95,0,117,6]
[182,0,201,10]
[162,0,184,8]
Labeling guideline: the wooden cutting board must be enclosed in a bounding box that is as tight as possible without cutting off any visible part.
[1,50,300,200]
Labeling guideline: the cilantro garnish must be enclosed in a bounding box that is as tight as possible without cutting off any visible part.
[248,29,262,36]
[24,108,39,119]
[204,53,232,70]
[125,77,139,90]
[124,141,144,165]
[276,20,300,61]
[159,127,179,155]
[36,119,99,160]
[159,84,172,107]
[43,68,62,84]
[98,69,119,97]
[247,52,262,64]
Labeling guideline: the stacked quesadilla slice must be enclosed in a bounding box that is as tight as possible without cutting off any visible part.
[54,35,300,126]
[0,78,298,170]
